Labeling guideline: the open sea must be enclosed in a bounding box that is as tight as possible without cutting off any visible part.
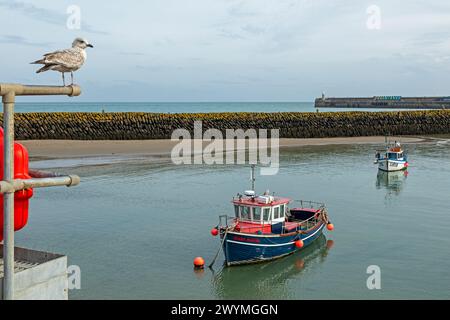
[15,137,450,299]
[13,102,425,113]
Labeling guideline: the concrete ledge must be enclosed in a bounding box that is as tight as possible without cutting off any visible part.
[0,245,68,300]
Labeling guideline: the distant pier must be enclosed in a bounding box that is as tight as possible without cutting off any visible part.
[315,95,450,109]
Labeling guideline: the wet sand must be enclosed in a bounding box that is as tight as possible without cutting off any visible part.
[20,136,426,160]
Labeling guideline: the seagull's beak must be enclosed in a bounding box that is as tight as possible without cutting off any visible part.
[87,43,94,48]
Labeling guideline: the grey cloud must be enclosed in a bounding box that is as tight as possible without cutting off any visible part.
[0,34,53,47]
[217,28,246,40]
[241,24,265,36]
[407,32,450,48]
[119,51,146,56]
[135,65,184,72]
[227,1,258,18]
[0,0,108,35]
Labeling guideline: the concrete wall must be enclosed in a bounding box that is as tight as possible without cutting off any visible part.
[0,246,68,300]
[1,110,449,140]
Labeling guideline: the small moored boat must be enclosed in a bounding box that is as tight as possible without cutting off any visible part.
[375,141,409,172]
[211,167,333,267]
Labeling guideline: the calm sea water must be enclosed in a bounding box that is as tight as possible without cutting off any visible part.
[16,138,450,299]
[13,102,425,113]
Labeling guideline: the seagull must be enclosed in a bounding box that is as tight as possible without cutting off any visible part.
[31,37,93,86]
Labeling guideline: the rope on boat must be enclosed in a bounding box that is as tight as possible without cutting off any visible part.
[317,207,330,225]
[208,228,229,268]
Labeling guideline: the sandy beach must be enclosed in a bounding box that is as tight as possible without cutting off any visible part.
[19,136,426,160]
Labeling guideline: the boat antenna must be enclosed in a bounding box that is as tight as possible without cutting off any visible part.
[250,164,256,191]
[385,132,391,148]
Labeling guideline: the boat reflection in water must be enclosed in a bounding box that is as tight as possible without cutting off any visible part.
[212,234,333,299]
[376,170,408,197]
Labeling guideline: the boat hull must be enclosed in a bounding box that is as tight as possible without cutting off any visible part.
[222,223,325,266]
[378,159,408,172]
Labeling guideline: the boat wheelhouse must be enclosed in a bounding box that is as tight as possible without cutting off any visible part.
[213,189,332,266]
[375,141,408,172]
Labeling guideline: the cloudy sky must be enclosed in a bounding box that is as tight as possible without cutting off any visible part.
[1,0,450,101]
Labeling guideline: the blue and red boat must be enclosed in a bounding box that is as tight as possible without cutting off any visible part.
[212,173,333,266]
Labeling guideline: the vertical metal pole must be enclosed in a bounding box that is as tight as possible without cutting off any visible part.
[250,164,255,191]
[2,91,15,300]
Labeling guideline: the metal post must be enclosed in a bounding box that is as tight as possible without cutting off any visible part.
[0,84,81,300]
[2,91,15,300]
[250,164,255,191]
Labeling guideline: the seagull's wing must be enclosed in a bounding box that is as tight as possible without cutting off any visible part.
[41,48,84,69]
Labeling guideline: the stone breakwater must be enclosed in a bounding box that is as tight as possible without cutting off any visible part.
[1,110,449,140]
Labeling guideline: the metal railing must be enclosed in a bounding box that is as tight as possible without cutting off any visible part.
[218,215,238,229]
[286,201,327,233]
[292,200,325,209]
[292,212,321,231]
[0,83,81,300]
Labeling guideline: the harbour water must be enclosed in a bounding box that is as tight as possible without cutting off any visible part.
[16,137,450,299]
[14,102,426,113]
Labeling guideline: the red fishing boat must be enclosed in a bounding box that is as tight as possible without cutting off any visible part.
[211,166,333,266]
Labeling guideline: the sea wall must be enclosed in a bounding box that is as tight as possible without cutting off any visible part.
[1,110,450,140]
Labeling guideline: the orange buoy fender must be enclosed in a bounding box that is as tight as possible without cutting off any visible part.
[295,240,304,248]
[193,257,205,268]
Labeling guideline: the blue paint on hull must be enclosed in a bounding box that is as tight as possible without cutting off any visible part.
[222,223,325,266]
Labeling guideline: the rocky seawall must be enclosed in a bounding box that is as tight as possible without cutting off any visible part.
[2,110,449,140]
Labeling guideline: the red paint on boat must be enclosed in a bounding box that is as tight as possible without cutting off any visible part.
[284,221,299,232]
[232,197,291,207]
[290,207,318,213]
[234,221,271,234]
[232,235,261,243]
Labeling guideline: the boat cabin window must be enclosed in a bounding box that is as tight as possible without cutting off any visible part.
[241,206,251,220]
[235,205,268,222]
[273,206,280,219]
[388,152,398,160]
[263,208,271,222]
[253,207,261,221]
[280,204,285,218]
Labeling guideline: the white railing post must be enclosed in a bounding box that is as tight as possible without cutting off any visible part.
[2,91,15,300]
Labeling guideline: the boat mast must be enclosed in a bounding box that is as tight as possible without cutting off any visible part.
[385,132,391,150]
[250,164,255,191]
